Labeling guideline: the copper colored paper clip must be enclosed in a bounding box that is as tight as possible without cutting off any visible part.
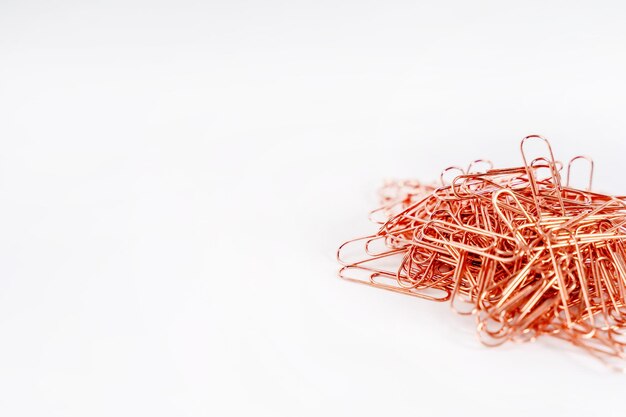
[338,135,626,370]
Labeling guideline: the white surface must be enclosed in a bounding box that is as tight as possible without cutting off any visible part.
[2,1,626,416]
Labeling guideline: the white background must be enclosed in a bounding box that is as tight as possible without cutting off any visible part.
[2,1,626,416]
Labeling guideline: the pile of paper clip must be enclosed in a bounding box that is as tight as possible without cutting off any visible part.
[338,135,626,365]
